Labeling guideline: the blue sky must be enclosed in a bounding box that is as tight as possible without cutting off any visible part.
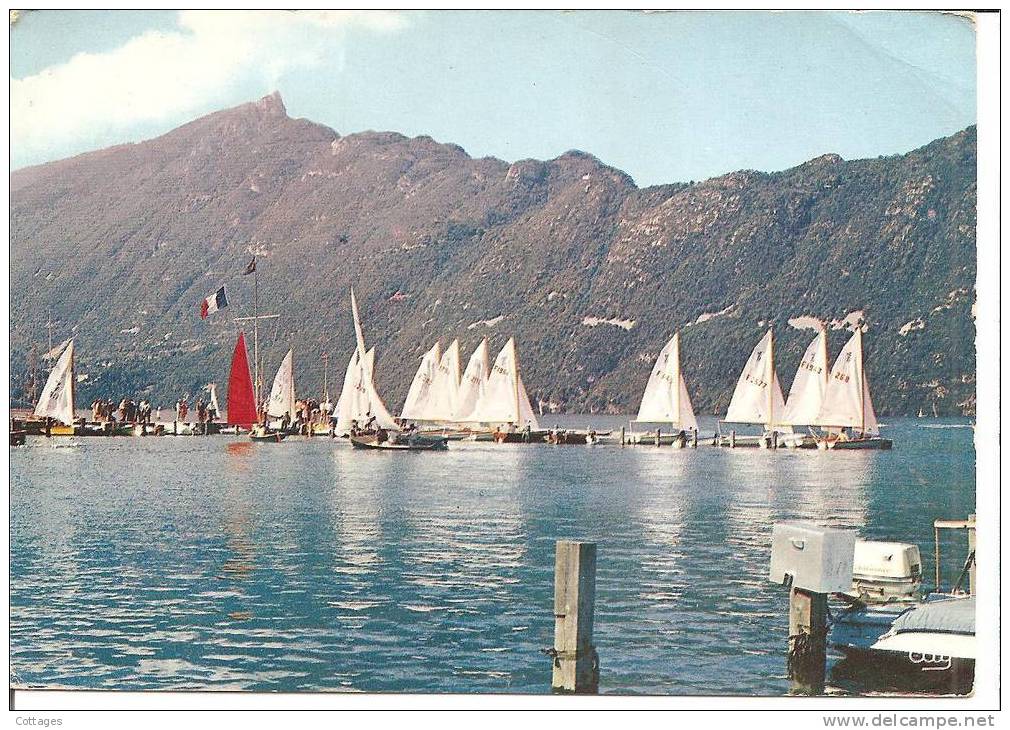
[10,10,976,186]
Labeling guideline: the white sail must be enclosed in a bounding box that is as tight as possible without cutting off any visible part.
[818,330,879,434]
[677,370,699,433]
[208,383,221,417]
[428,339,461,421]
[266,349,296,418]
[455,339,490,421]
[335,347,397,434]
[34,340,75,426]
[516,374,541,430]
[782,330,829,425]
[468,338,539,428]
[725,330,787,428]
[862,377,879,435]
[635,332,698,431]
[401,342,441,420]
[334,349,362,435]
[338,288,398,431]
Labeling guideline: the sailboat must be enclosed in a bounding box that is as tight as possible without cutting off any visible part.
[720,329,791,447]
[463,338,542,443]
[779,329,829,448]
[33,339,77,436]
[429,340,461,422]
[332,290,398,438]
[251,349,295,441]
[400,342,441,422]
[627,332,698,447]
[814,329,892,449]
[399,339,463,429]
[224,332,257,433]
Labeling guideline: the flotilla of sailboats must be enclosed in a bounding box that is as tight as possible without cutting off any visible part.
[714,326,891,450]
[12,290,894,453]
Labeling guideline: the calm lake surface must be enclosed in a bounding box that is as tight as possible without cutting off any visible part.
[10,416,975,694]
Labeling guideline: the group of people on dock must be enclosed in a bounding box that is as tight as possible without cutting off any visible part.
[90,398,155,425]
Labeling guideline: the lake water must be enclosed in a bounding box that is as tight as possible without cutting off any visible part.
[10,416,975,694]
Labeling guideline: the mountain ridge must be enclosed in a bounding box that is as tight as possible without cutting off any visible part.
[10,93,976,416]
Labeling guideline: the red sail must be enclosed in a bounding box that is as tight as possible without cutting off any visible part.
[227,332,257,428]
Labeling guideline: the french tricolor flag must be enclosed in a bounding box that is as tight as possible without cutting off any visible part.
[200,286,229,319]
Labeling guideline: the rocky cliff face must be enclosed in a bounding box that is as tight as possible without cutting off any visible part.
[11,93,976,415]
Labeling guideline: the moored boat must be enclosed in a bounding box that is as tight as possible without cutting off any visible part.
[250,428,287,443]
[462,338,540,442]
[33,340,78,437]
[350,434,447,451]
[779,328,830,449]
[813,329,891,450]
[626,332,700,447]
[226,332,259,432]
[719,329,791,447]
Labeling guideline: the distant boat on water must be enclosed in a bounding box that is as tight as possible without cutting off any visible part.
[720,329,791,447]
[462,338,541,442]
[778,328,829,448]
[332,289,398,437]
[627,332,697,446]
[226,332,258,430]
[33,339,77,436]
[814,329,892,450]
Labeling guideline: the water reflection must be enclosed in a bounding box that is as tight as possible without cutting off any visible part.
[8,419,975,695]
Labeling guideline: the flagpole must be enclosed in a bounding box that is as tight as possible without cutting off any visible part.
[253,265,260,407]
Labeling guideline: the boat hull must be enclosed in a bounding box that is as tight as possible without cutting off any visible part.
[350,435,447,451]
[493,429,548,444]
[250,431,287,443]
[819,436,893,450]
[546,430,613,445]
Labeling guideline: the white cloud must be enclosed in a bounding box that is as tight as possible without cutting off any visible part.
[11,10,407,167]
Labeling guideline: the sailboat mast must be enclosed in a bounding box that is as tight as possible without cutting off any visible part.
[512,341,521,426]
[322,352,329,403]
[253,266,260,406]
[857,329,865,436]
[767,328,775,429]
[672,332,681,427]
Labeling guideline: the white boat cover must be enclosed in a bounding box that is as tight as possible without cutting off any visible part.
[891,596,974,636]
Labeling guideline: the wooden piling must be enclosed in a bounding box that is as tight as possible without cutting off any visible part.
[620,426,625,448]
[729,429,736,448]
[655,428,661,447]
[691,429,698,449]
[772,431,779,450]
[787,587,828,695]
[551,540,599,694]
